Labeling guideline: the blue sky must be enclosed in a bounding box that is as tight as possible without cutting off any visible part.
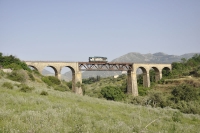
[0,0,200,62]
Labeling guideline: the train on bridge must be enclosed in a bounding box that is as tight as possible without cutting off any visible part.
[89,56,107,63]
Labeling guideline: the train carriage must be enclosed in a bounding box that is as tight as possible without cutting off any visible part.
[89,56,107,62]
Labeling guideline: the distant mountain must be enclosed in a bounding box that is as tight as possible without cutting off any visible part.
[111,52,199,63]
[61,71,72,81]
[43,52,200,81]
[42,69,54,76]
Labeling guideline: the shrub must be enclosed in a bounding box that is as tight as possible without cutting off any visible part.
[76,81,81,88]
[41,77,52,86]
[0,53,31,71]
[14,83,21,88]
[8,70,28,83]
[20,84,35,92]
[54,85,70,92]
[48,76,61,85]
[2,82,13,89]
[66,81,72,89]
[42,76,61,86]
[138,86,149,96]
[172,111,183,122]
[100,86,125,101]
[40,91,48,96]
[129,96,148,106]
[171,84,199,102]
[0,70,4,76]
[28,72,35,81]
[147,91,167,108]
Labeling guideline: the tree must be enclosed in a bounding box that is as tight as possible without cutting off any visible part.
[181,58,187,64]
[100,86,125,101]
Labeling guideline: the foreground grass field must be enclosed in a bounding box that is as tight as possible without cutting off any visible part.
[0,78,200,133]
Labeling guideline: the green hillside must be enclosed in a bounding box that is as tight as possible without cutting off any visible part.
[0,76,200,132]
[84,54,200,115]
[0,53,200,132]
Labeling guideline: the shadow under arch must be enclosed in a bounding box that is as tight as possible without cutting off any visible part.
[28,65,38,71]
[136,66,149,87]
[151,67,161,82]
[162,67,171,77]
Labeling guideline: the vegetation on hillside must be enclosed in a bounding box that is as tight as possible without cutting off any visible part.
[0,53,72,92]
[1,74,200,132]
[0,52,30,71]
[83,54,200,115]
[1,52,200,132]
[168,54,200,78]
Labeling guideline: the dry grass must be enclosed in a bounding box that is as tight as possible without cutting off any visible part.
[0,77,200,133]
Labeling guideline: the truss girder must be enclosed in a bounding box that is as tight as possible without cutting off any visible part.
[78,62,132,71]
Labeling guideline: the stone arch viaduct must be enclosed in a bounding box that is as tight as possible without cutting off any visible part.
[25,61,171,96]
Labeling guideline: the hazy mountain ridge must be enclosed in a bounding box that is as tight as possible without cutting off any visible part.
[111,52,199,63]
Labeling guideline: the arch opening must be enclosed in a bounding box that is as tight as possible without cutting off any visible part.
[42,66,58,77]
[60,66,75,90]
[136,67,147,86]
[135,67,150,96]
[162,67,171,78]
[28,65,38,71]
[60,66,74,81]
[150,67,160,82]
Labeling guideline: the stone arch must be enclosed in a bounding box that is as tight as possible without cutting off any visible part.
[162,67,171,77]
[42,65,59,78]
[60,66,78,93]
[28,65,38,71]
[60,66,75,81]
[162,66,171,71]
[139,67,147,73]
[136,66,150,87]
[151,67,161,82]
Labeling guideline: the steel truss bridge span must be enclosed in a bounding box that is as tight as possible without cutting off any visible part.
[78,62,132,71]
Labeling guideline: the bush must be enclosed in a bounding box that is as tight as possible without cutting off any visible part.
[0,70,4,76]
[129,96,148,106]
[20,84,35,92]
[48,76,61,85]
[40,91,48,96]
[66,81,72,89]
[100,86,125,101]
[147,91,168,108]
[54,85,70,92]
[8,70,28,83]
[42,76,61,86]
[2,82,13,89]
[28,72,35,81]
[172,111,183,122]
[138,86,149,96]
[76,81,81,88]
[0,53,31,71]
[171,84,199,102]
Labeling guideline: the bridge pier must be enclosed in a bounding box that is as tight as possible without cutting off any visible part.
[143,72,150,87]
[72,71,83,95]
[155,72,162,82]
[127,70,138,96]
[57,73,61,80]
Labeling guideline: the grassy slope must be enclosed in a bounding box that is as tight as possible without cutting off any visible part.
[0,77,200,133]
